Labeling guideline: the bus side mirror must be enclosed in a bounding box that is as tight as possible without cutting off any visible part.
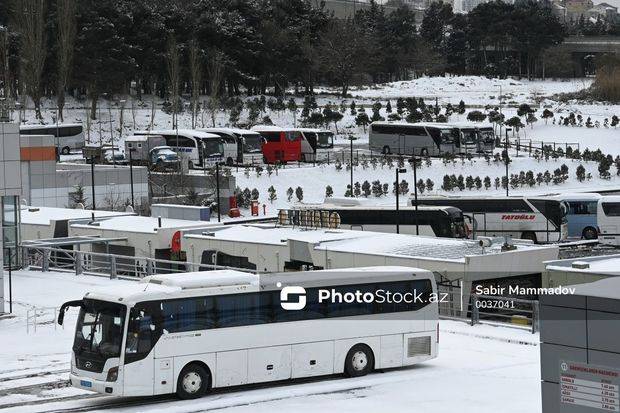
[58,300,83,325]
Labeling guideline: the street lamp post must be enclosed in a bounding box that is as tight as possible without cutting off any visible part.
[128,148,135,210]
[90,156,96,210]
[348,135,357,196]
[215,162,221,222]
[395,168,406,234]
[411,155,419,235]
[504,128,512,197]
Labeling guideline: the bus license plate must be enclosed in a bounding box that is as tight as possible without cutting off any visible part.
[80,380,92,388]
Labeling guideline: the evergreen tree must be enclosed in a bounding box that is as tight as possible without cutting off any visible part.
[268,186,277,203]
[295,186,304,202]
[325,185,333,198]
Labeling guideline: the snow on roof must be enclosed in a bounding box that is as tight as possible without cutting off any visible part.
[570,277,620,300]
[187,224,546,262]
[546,192,602,201]
[313,233,524,262]
[136,129,221,139]
[20,123,82,130]
[145,270,257,289]
[546,255,620,276]
[251,125,285,132]
[20,206,130,226]
[71,215,215,233]
[187,224,372,246]
[199,127,261,135]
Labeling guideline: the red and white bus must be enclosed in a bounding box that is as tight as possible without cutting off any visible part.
[252,126,302,164]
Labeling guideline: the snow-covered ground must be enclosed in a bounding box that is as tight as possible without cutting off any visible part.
[11,75,620,212]
[1,269,541,413]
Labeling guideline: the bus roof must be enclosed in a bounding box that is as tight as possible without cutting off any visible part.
[199,127,261,136]
[547,193,602,201]
[83,266,433,304]
[20,123,82,130]
[414,195,560,202]
[136,129,221,139]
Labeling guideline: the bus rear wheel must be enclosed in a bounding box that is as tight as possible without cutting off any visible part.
[582,227,598,240]
[61,146,71,155]
[176,363,210,400]
[520,231,537,243]
[382,146,391,155]
[344,344,374,378]
[420,148,428,157]
[226,157,234,166]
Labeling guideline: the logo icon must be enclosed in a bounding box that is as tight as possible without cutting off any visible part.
[561,362,568,372]
[84,361,93,369]
[278,282,306,310]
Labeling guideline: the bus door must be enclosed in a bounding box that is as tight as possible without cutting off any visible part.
[235,135,244,163]
[439,128,459,155]
[398,134,407,155]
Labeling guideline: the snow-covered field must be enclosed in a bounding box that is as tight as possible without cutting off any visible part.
[0,269,541,413]
[12,75,620,213]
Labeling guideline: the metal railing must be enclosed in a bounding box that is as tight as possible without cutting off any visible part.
[21,245,256,279]
[26,306,61,334]
[438,285,540,333]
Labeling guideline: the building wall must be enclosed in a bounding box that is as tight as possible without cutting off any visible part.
[20,135,149,209]
[540,293,620,412]
[0,123,23,314]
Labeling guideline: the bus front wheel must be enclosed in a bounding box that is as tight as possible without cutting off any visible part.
[382,146,390,155]
[582,227,598,240]
[61,146,71,155]
[344,344,374,378]
[176,363,210,399]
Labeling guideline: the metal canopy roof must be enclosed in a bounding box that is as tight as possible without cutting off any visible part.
[21,235,129,248]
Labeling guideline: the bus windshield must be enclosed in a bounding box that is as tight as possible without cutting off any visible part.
[202,139,223,157]
[285,131,302,142]
[73,300,126,359]
[480,130,495,143]
[242,134,263,153]
[440,129,457,144]
[317,132,334,148]
[461,129,477,144]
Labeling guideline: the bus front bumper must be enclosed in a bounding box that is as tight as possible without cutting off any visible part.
[70,373,120,395]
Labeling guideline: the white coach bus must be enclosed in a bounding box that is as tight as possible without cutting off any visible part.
[58,267,438,399]
[416,196,568,243]
[135,130,223,168]
[598,196,620,246]
[20,123,85,155]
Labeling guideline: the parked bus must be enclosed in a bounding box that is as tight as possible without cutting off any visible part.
[368,122,457,156]
[598,196,620,246]
[295,128,335,161]
[415,196,569,243]
[552,193,600,240]
[197,128,241,165]
[289,200,467,238]
[252,126,302,164]
[200,128,267,163]
[135,130,223,168]
[20,123,85,155]
[58,267,438,399]
[448,122,496,154]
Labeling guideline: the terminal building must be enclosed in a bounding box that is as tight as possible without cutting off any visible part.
[540,277,620,413]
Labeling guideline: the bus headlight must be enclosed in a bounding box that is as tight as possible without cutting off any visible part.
[106,367,119,382]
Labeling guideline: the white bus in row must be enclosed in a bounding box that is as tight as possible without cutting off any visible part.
[369,122,496,156]
[58,267,438,399]
[199,127,265,164]
[20,123,85,155]
[135,130,224,169]
[415,196,569,243]
[598,195,620,246]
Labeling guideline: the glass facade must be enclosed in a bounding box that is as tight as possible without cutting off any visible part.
[2,196,20,268]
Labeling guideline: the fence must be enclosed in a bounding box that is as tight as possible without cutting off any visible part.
[26,306,61,334]
[437,285,540,333]
[21,245,255,279]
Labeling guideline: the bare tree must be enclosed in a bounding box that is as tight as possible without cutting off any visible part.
[320,19,362,97]
[12,0,46,120]
[56,0,76,122]
[206,48,226,127]
[0,27,11,101]
[130,98,137,129]
[149,93,156,131]
[166,34,180,129]
[188,38,203,129]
